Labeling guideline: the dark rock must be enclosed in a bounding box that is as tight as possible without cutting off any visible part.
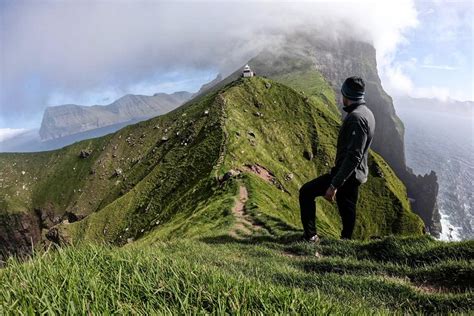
[63,211,84,223]
[79,150,91,159]
[113,168,123,177]
[0,212,43,263]
[303,150,313,161]
[254,100,263,108]
[374,165,384,178]
[46,227,64,245]
[219,169,240,182]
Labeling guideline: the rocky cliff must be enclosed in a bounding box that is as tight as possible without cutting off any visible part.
[39,91,192,141]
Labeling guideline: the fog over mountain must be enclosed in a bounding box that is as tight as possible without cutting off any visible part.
[1,0,419,128]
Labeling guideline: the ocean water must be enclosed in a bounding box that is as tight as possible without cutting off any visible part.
[395,106,473,241]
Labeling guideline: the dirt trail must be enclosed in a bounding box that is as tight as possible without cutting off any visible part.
[229,184,263,238]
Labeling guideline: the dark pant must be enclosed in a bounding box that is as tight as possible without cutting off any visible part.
[299,171,360,239]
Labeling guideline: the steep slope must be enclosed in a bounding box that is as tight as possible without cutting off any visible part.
[39,91,192,141]
[0,76,424,261]
[198,35,441,236]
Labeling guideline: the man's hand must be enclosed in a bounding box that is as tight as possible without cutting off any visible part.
[324,185,337,202]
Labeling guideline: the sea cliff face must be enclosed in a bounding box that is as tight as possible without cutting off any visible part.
[39,92,192,141]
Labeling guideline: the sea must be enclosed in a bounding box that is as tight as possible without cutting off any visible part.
[395,105,473,241]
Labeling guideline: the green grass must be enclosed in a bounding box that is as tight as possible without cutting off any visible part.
[0,235,471,314]
[273,69,341,116]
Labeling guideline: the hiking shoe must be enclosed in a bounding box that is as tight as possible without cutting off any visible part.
[303,234,320,243]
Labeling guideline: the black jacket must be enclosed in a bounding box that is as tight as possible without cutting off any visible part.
[331,101,375,188]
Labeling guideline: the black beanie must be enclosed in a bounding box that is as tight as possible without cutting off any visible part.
[341,76,365,101]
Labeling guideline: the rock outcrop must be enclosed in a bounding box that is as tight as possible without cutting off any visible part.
[404,170,442,237]
[0,212,42,264]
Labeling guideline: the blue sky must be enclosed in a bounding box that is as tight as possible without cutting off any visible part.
[0,0,472,133]
[387,0,473,101]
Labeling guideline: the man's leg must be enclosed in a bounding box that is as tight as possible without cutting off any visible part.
[299,174,332,238]
[335,176,360,239]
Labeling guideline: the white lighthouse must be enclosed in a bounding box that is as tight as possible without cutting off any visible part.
[242,64,254,77]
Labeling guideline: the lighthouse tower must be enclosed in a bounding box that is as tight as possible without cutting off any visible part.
[242,64,254,78]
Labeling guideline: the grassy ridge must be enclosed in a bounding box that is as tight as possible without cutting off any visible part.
[0,236,471,314]
[66,90,227,243]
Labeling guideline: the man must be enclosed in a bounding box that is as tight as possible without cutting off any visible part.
[299,76,375,242]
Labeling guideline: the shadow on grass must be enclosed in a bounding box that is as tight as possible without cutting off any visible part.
[199,231,304,246]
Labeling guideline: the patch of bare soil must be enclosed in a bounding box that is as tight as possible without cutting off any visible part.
[242,164,289,193]
[242,164,275,182]
[229,185,265,238]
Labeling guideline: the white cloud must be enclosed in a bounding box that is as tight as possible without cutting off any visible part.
[411,86,451,101]
[0,128,29,142]
[420,64,457,70]
[381,1,473,101]
[384,65,415,96]
[383,60,468,101]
